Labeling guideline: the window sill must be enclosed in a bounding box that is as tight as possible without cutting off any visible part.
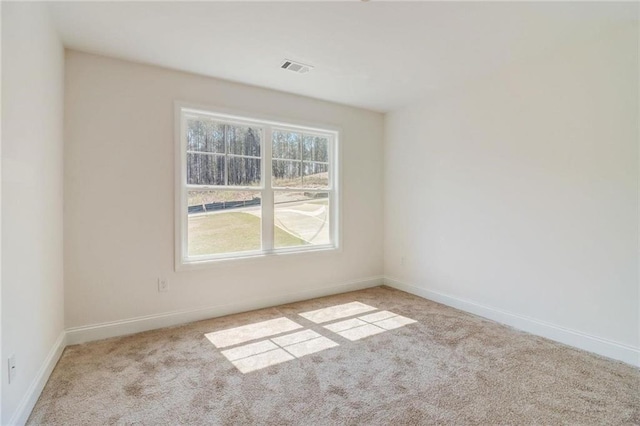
[175,244,341,271]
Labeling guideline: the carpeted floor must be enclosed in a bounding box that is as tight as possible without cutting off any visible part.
[28,286,639,425]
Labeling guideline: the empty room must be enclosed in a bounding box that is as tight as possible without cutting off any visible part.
[1,1,638,424]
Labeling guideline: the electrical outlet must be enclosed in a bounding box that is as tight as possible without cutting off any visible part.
[158,278,169,293]
[8,355,16,384]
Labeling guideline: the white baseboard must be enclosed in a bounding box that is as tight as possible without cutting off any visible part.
[9,331,66,426]
[384,276,640,368]
[66,275,384,345]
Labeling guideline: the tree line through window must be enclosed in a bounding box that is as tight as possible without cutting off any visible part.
[186,119,261,187]
[272,130,329,188]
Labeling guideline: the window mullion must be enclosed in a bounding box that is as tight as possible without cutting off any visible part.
[180,111,189,267]
[299,133,303,186]
[224,125,229,186]
[330,134,337,247]
[262,126,274,252]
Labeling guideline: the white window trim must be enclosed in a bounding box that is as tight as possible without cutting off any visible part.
[174,101,342,271]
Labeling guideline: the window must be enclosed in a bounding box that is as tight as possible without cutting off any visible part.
[176,105,339,268]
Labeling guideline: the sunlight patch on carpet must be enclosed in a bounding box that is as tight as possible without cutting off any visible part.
[205,317,303,348]
[284,336,339,358]
[375,315,418,330]
[219,332,339,373]
[271,329,321,346]
[338,323,386,341]
[221,340,279,361]
[298,301,377,323]
[323,309,417,341]
[207,303,417,373]
[231,349,295,374]
[212,324,339,373]
[324,318,367,333]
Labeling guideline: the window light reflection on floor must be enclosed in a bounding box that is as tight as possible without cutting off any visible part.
[322,310,417,341]
[298,301,377,323]
[204,317,302,348]
[220,329,338,374]
[205,302,417,374]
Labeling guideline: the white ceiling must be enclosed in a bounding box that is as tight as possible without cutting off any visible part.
[49,1,638,112]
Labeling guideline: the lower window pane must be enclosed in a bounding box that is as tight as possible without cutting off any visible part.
[302,162,329,188]
[188,190,262,256]
[274,192,330,249]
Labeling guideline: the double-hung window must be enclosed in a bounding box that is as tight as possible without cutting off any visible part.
[176,105,339,268]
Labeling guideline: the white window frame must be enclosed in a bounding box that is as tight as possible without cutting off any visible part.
[175,102,341,270]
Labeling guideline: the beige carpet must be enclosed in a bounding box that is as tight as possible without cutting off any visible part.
[28,286,639,425]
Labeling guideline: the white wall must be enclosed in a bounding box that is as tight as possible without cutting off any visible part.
[384,25,639,362]
[64,51,383,334]
[2,2,66,423]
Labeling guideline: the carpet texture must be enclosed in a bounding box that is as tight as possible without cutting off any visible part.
[28,286,639,425]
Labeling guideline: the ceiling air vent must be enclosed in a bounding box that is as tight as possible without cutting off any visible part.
[281,59,313,74]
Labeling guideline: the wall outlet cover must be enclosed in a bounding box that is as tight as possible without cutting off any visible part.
[8,355,16,384]
[158,278,169,293]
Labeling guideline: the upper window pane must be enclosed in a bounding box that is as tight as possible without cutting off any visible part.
[186,118,262,187]
[303,135,329,162]
[303,162,329,188]
[272,130,331,189]
[228,157,261,186]
[186,117,225,153]
[227,125,261,157]
[273,130,301,160]
[272,160,301,188]
[187,153,225,185]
